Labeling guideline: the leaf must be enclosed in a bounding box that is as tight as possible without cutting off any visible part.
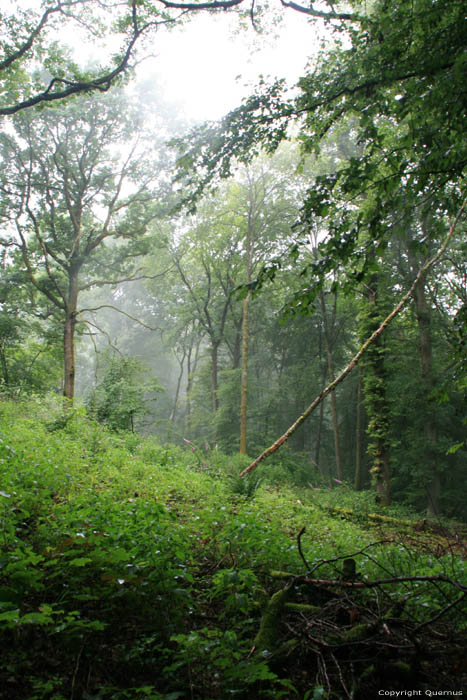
[68,557,93,567]
[446,442,464,455]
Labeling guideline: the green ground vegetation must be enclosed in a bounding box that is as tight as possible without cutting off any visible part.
[0,396,466,699]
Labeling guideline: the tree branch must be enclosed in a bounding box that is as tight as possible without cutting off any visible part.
[280,0,358,22]
[0,0,169,117]
[79,304,162,331]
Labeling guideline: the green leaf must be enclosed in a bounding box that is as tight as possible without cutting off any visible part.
[446,442,464,455]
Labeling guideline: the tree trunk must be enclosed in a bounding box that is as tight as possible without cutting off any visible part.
[63,269,79,402]
[231,322,242,370]
[360,276,391,506]
[168,345,186,438]
[314,336,327,472]
[186,333,201,428]
[354,367,364,491]
[0,344,9,388]
[211,341,219,414]
[412,263,439,516]
[239,292,251,454]
[319,290,343,481]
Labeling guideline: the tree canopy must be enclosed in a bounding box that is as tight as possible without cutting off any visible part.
[174,0,466,292]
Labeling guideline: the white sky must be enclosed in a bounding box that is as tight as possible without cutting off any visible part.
[144,12,320,121]
[9,1,323,122]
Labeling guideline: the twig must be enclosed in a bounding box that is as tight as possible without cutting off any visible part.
[330,650,351,699]
[414,591,466,632]
[306,539,391,576]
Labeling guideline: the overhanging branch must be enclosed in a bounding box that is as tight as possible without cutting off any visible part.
[79,304,162,332]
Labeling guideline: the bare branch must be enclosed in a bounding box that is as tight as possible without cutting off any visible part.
[78,265,174,291]
[154,0,244,11]
[79,304,162,331]
[299,574,467,593]
[280,0,358,21]
[80,316,124,355]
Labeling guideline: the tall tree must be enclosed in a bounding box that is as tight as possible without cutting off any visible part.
[0,91,167,400]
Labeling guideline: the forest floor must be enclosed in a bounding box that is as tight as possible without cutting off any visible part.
[0,396,466,700]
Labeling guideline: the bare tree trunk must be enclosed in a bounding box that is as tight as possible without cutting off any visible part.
[186,333,201,427]
[0,344,9,388]
[354,368,364,491]
[410,252,439,516]
[314,329,327,471]
[319,290,342,480]
[231,324,242,370]
[239,292,251,454]
[169,346,186,430]
[211,341,219,414]
[63,269,79,402]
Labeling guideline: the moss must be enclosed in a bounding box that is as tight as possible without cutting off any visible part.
[326,622,377,644]
[253,585,291,655]
[284,602,321,614]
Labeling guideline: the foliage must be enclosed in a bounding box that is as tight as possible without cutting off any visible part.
[173,0,467,369]
[0,89,170,399]
[87,353,163,432]
[0,0,188,116]
[0,396,465,698]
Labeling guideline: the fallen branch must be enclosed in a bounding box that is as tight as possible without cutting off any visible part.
[241,199,465,477]
[299,574,467,593]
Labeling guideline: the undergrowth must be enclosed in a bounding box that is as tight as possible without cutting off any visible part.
[0,396,465,699]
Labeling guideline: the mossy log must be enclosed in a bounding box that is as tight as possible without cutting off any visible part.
[253,583,322,660]
[253,586,291,655]
[284,602,322,614]
[320,504,430,531]
[325,622,378,644]
[269,570,296,579]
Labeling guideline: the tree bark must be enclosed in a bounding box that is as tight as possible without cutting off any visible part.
[409,236,439,516]
[319,290,342,480]
[354,367,364,491]
[239,292,251,454]
[63,269,79,401]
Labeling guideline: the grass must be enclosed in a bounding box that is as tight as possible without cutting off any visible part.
[0,395,465,699]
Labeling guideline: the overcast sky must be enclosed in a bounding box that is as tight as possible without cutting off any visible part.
[9,0,323,122]
[143,12,319,121]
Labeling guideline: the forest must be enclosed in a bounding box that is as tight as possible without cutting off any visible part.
[0,0,466,698]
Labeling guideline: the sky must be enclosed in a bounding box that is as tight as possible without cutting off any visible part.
[7,1,322,123]
[144,12,320,121]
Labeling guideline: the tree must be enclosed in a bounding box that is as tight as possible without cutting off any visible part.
[0,91,168,400]
[0,0,183,116]
[157,147,305,449]
[175,0,466,293]
[87,352,163,432]
[172,0,466,503]
[0,256,62,393]
[0,0,357,119]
